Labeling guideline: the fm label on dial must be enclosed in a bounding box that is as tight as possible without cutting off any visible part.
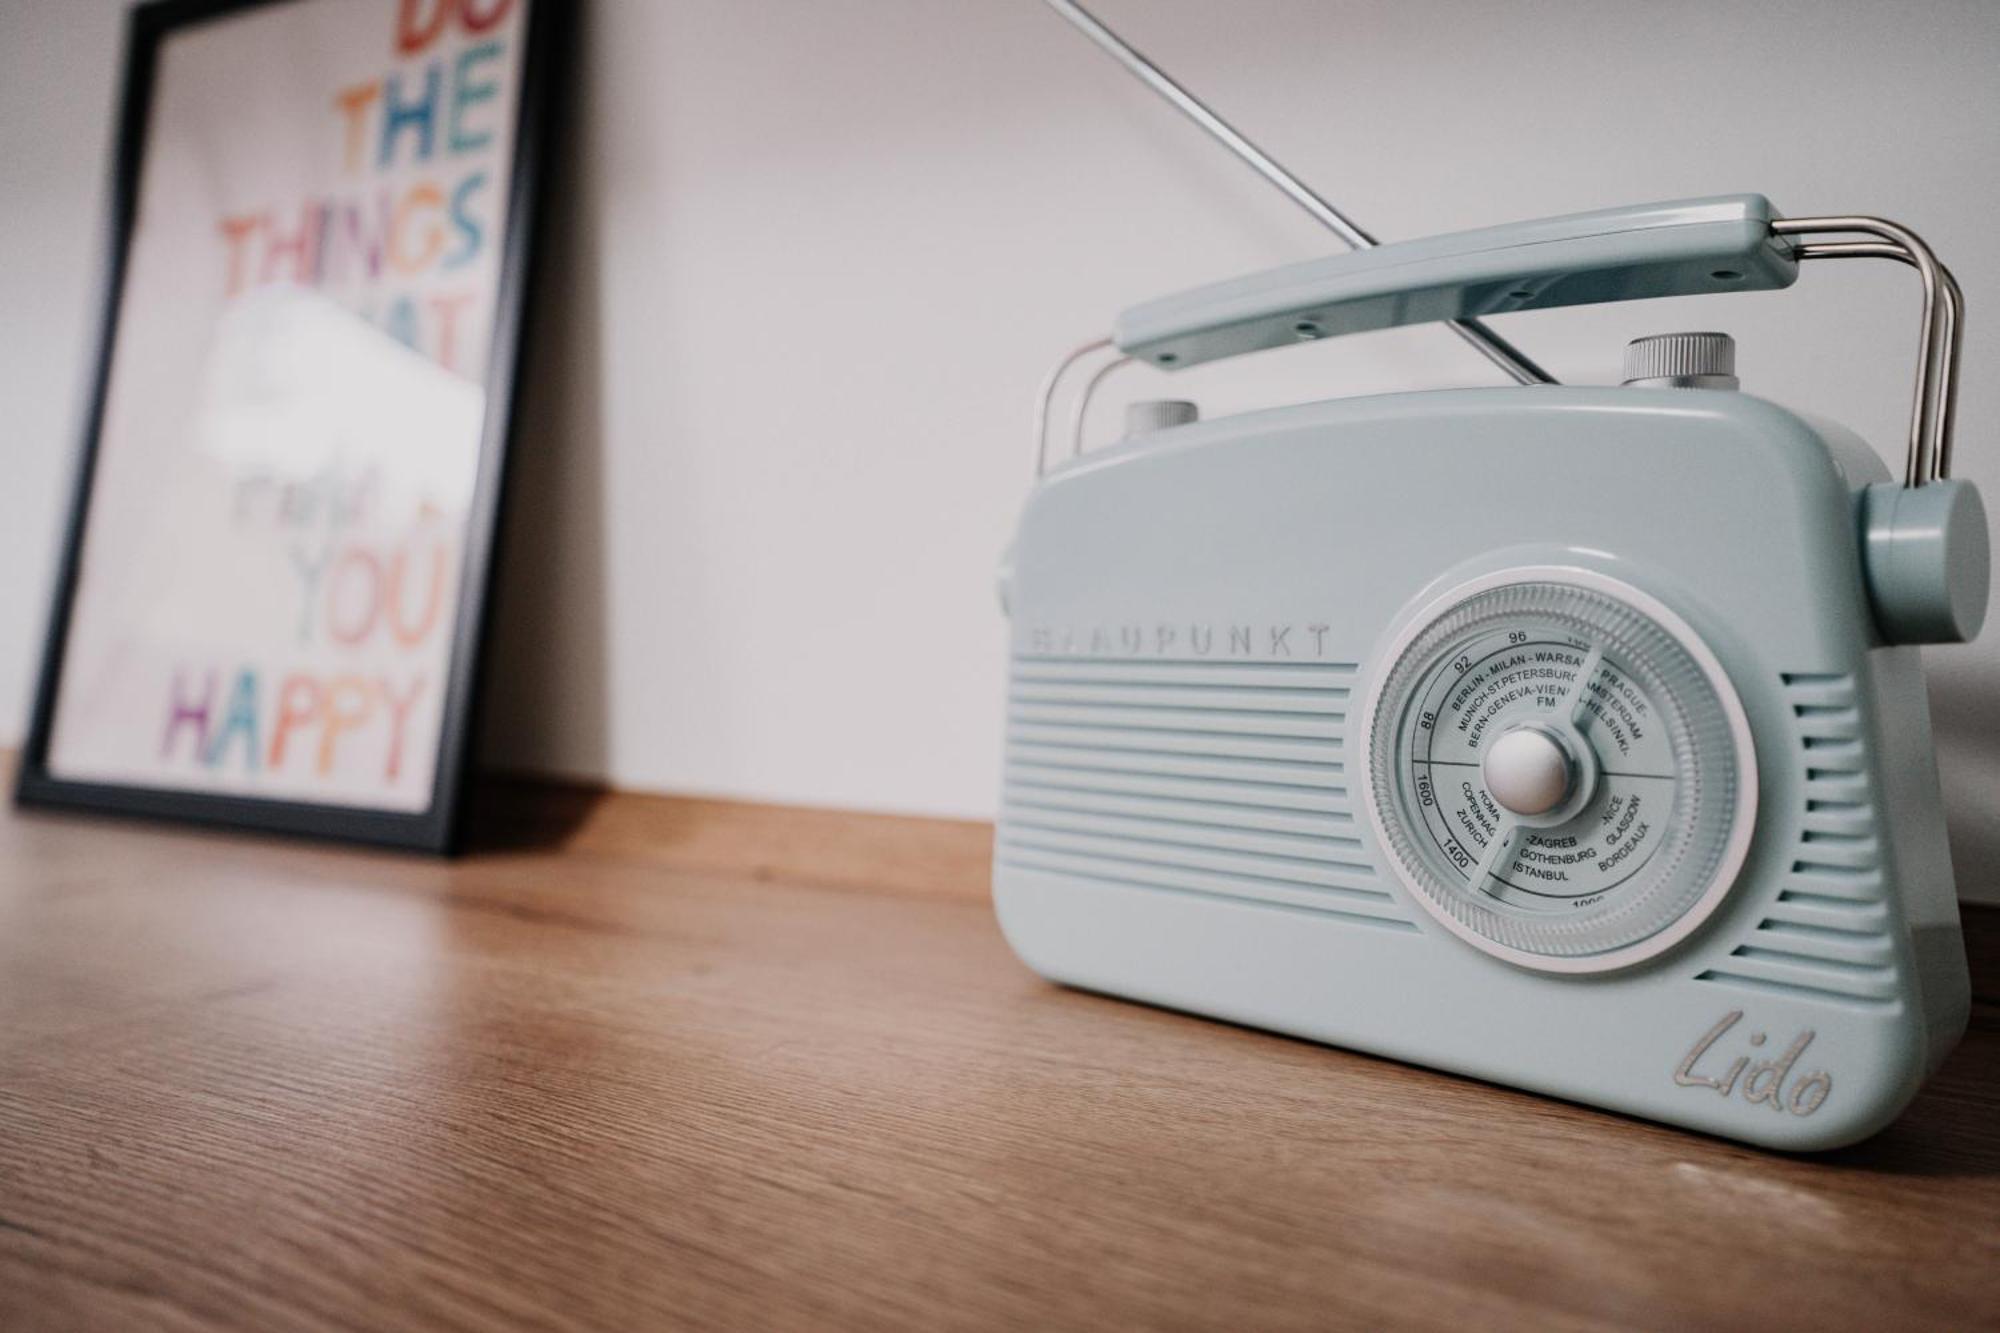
[1364,571,1754,972]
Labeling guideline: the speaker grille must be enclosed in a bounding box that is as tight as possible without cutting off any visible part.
[997,654,1413,930]
[1695,673,1897,1006]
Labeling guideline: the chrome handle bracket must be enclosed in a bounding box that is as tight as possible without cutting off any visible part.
[1771,217,1964,487]
[1032,335,1117,480]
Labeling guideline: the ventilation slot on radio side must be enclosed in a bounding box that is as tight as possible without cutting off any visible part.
[1695,673,1898,1007]
[997,655,1414,930]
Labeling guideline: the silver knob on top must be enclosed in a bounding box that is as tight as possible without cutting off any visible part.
[1622,332,1738,390]
[1123,399,1199,438]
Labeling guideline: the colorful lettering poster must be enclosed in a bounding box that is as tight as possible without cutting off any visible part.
[23,0,555,847]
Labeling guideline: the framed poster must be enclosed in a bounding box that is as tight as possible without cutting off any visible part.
[16,0,563,851]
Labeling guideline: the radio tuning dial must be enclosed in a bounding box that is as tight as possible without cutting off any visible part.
[1362,570,1756,973]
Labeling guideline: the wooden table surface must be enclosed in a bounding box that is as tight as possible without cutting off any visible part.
[2,781,1995,1332]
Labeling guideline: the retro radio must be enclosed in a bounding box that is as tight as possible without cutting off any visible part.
[993,191,1984,1149]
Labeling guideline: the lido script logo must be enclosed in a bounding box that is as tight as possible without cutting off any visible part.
[1673,1011,1833,1117]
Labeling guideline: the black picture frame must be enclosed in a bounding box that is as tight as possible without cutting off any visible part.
[14,0,567,853]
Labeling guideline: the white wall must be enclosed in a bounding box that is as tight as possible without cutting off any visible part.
[3,0,1998,896]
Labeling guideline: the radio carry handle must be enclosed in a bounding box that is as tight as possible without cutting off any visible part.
[1103,194,1962,489]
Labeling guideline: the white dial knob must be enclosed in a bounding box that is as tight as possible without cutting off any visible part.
[1482,725,1574,816]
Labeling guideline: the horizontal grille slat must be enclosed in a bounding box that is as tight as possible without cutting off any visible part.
[1794,714,1863,742]
[997,851,1415,930]
[1730,943,1893,974]
[1009,702,1344,740]
[1745,921,1894,963]
[998,844,1403,913]
[1780,869,1883,901]
[1009,726,1342,767]
[1003,783,1351,837]
[1694,966,1897,1007]
[1003,804,1364,864]
[1789,840,1881,871]
[1777,673,1858,709]
[1003,825,1373,890]
[1008,768,1345,814]
[1009,743,1341,788]
[1761,897,1890,931]
[1801,806,1875,838]
[1001,652,1406,926]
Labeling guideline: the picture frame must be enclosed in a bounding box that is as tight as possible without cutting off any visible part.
[15,0,565,852]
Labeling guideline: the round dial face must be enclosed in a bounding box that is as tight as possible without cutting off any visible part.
[1363,571,1755,972]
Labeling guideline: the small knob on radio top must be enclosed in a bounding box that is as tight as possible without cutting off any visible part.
[1622,332,1738,389]
[1123,399,1199,438]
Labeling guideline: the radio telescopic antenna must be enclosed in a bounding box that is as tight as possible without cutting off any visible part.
[1042,0,1556,386]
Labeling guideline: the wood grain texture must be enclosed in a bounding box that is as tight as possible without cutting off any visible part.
[467,771,995,898]
[0,779,1995,1332]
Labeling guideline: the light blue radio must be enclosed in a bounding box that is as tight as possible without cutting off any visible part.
[993,195,1984,1150]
